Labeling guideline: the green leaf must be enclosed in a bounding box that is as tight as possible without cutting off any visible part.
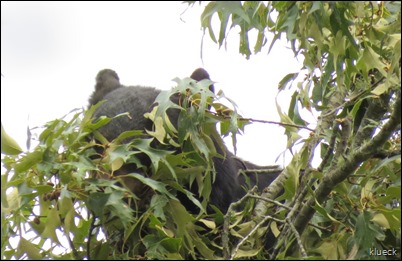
[278,73,298,91]
[201,2,218,43]
[312,199,342,223]
[329,31,346,67]
[288,91,307,126]
[356,46,388,79]
[87,192,110,217]
[91,242,110,260]
[371,213,390,229]
[58,197,76,234]
[355,211,385,249]
[145,107,168,144]
[167,199,216,259]
[217,1,250,24]
[17,238,42,260]
[371,83,390,96]
[1,123,22,155]
[105,190,135,227]
[131,138,175,177]
[14,150,43,174]
[41,207,61,243]
[126,173,175,199]
[1,187,20,214]
[315,240,339,260]
[233,248,262,259]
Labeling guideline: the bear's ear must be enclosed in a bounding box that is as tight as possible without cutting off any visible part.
[190,68,215,93]
[88,69,122,107]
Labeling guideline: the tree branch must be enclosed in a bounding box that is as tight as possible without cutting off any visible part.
[293,91,401,235]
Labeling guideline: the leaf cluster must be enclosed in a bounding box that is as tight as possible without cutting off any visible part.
[1,77,273,260]
[189,1,401,259]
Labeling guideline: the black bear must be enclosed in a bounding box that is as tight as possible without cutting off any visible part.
[88,68,280,213]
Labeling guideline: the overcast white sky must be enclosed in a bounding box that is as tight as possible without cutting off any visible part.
[1,1,306,167]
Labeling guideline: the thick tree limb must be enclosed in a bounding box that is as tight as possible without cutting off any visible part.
[293,91,401,235]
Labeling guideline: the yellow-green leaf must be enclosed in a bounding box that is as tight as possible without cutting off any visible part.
[1,123,22,155]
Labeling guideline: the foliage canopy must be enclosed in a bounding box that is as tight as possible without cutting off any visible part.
[2,1,401,260]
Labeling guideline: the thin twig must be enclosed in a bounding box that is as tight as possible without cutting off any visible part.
[230,215,285,260]
[209,111,315,132]
[287,218,307,258]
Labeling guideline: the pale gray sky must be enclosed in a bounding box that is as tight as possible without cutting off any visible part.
[1,1,306,166]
